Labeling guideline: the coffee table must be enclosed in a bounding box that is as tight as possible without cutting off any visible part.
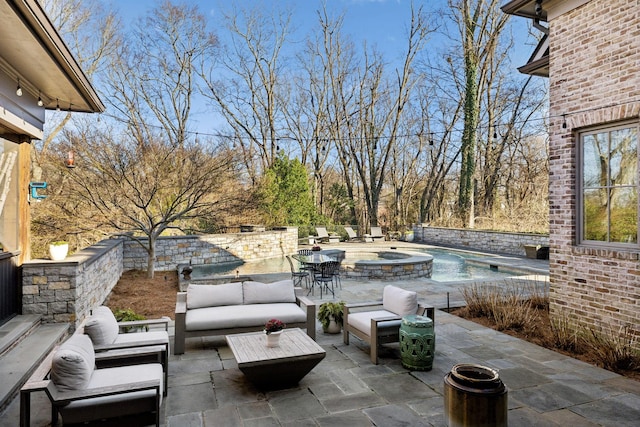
[226,328,326,389]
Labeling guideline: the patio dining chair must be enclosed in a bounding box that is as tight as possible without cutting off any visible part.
[286,255,309,288]
[312,261,341,298]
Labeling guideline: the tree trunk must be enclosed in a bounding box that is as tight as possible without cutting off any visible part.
[146,238,156,279]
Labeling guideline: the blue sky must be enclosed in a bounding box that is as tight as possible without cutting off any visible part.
[107,0,534,134]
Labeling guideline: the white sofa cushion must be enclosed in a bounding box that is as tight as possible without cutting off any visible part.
[242,280,296,304]
[59,363,163,424]
[84,306,119,345]
[185,303,306,331]
[382,285,418,316]
[51,334,96,391]
[348,309,402,335]
[187,282,243,309]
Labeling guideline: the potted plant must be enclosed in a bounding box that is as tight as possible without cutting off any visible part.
[49,240,69,261]
[318,301,345,334]
[264,318,286,347]
[113,308,148,333]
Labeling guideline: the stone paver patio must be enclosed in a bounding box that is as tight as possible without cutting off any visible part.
[2,247,640,426]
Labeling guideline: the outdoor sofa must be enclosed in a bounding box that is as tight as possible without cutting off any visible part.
[174,279,316,354]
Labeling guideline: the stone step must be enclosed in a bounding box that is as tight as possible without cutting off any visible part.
[0,319,69,412]
[0,314,41,357]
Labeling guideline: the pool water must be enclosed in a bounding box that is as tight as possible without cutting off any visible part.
[188,247,521,282]
[419,248,517,282]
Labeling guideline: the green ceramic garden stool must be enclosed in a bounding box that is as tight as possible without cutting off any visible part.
[399,314,435,370]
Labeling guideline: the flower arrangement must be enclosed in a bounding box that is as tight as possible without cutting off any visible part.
[312,245,321,251]
[264,318,285,334]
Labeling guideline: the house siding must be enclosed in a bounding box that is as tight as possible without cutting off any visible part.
[548,0,640,342]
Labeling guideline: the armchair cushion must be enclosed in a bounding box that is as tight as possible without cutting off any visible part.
[243,280,296,304]
[84,306,119,345]
[383,285,418,316]
[51,334,95,391]
[187,282,243,309]
[348,309,401,335]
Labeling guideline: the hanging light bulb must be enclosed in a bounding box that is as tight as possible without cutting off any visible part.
[16,79,23,97]
[562,114,567,129]
[493,123,498,140]
[37,92,44,107]
[56,99,60,111]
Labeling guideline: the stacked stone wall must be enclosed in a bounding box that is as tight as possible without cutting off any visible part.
[22,229,298,328]
[548,0,640,342]
[122,228,298,271]
[22,239,123,329]
[414,226,548,256]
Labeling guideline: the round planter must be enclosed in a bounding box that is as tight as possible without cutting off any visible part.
[49,243,69,261]
[323,316,341,334]
[265,330,282,347]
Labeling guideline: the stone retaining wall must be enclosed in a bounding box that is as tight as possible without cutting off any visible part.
[22,239,123,328]
[22,228,298,328]
[414,225,549,256]
[123,227,298,271]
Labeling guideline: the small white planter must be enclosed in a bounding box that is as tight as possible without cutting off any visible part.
[49,243,69,261]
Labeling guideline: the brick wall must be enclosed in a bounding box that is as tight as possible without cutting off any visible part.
[414,226,549,256]
[548,0,640,342]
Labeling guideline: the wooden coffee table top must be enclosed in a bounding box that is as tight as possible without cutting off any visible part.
[226,328,325,367]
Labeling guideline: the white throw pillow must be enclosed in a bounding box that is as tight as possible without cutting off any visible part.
[382,285,418,316]
[186,282,243,309]
[51,334,95,391]
[83,306,119,345]
[242,280,296,304]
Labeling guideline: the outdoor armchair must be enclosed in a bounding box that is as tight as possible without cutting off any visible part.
[81,306,169,395]
[20,334,163,427]
[343,285,434,364]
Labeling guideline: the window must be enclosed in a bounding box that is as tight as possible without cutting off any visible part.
[579,122,638,246]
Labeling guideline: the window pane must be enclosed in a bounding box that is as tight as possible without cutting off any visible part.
[583,188,608,241]
[610,127,638,186]
[609,186,638,243]
[583,133,608,188]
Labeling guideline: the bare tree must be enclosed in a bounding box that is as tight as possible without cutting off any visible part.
[201,4,293,184]
[63,126,236,277]
[448,0,510,227]
[38,0,118,154]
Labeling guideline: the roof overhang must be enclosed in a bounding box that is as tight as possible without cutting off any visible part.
[0,0,105,113]
[502,0,550,77]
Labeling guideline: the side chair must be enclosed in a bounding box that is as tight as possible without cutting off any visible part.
[343,285,434,364]
[286,254,309,288]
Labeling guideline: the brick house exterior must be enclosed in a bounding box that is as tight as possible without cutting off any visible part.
[503,0,640,345]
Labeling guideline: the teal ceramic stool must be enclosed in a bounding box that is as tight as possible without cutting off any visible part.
[399,314,435,370]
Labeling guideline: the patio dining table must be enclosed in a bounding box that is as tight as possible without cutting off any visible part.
[292,253,337,297]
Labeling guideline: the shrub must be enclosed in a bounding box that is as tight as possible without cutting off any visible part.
[581,324,640,371]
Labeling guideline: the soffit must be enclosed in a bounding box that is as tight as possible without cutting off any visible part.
[0,0,104,113]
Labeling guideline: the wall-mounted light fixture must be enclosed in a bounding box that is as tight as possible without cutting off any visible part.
[16,79,23,97]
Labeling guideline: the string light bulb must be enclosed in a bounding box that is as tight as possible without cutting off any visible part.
[56,99,60,111]
[16,79,22,97]
[37,92,44,107]
[562,114,567,129]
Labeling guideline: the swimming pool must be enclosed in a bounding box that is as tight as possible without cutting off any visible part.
[181,246,522,284]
